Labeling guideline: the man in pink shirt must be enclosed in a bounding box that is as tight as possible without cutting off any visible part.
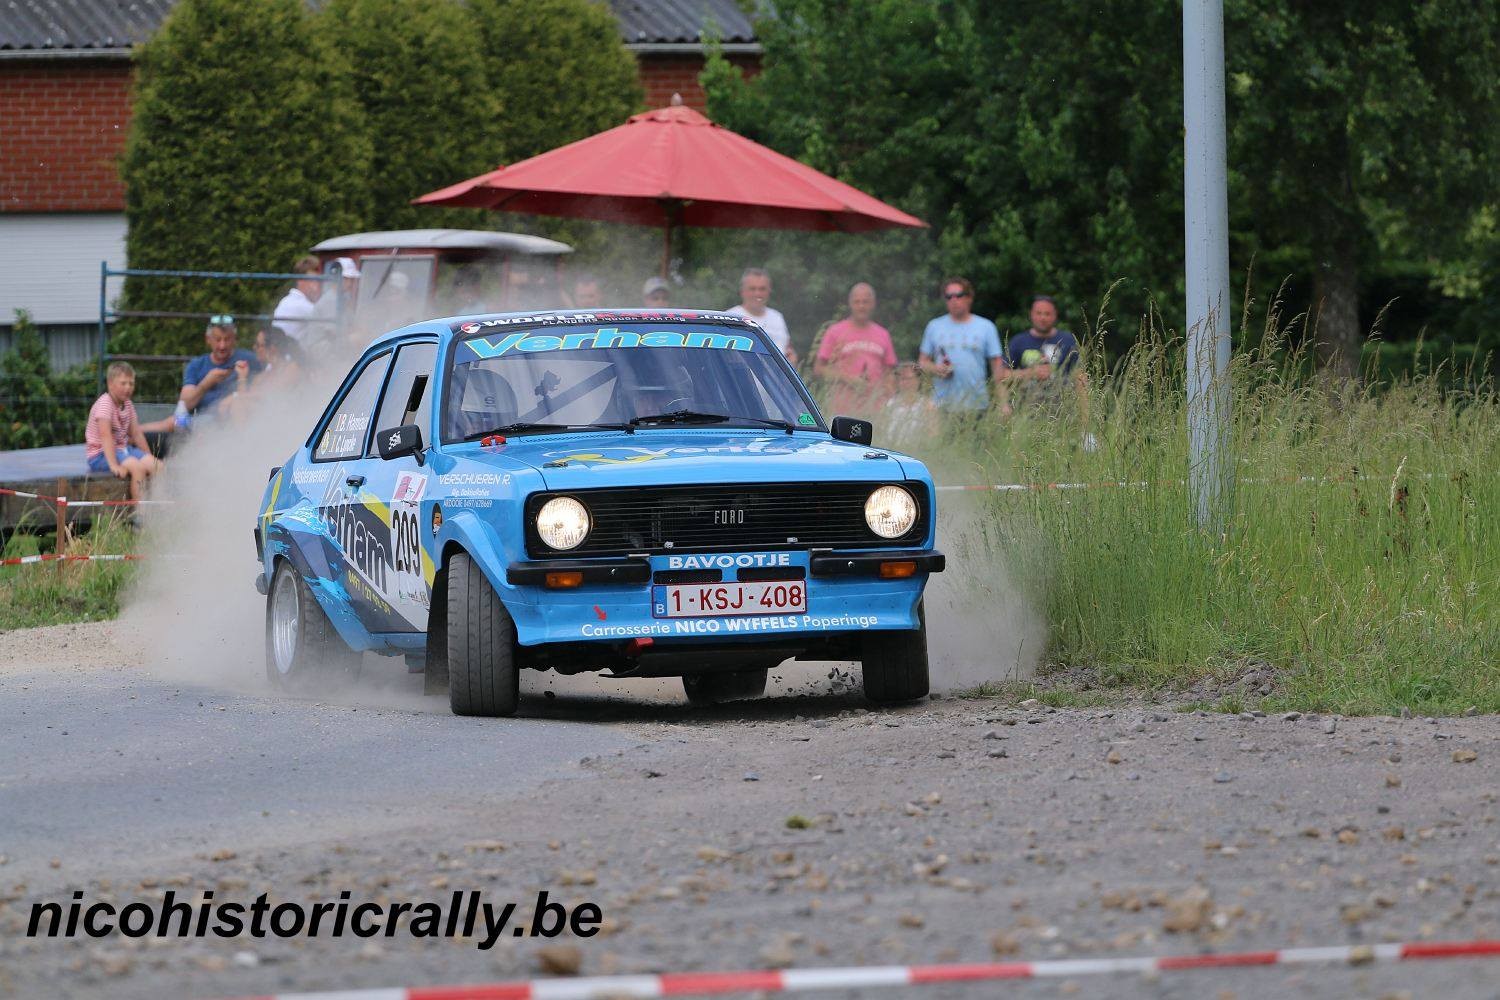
[85,361,164,499]
[814,282,897,417]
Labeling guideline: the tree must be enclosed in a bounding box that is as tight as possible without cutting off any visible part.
[1226,0,1500,378]
[318,0,502,231]
[0,311,94,450]
[706,0,1500,375]
[466,0,642,164]
[119,0,372,356]
[703,0,1187,355]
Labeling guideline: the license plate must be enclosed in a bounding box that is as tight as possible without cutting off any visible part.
[652,581,808,618]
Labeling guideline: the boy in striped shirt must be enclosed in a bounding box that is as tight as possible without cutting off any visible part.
[85,362,163,499]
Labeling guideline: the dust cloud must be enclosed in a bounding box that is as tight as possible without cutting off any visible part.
[120,353,350,696]
[923,492,1045,691]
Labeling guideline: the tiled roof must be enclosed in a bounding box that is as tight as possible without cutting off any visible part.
[0,0,173,52]
[0,0,758,53]
[607,0,757,46]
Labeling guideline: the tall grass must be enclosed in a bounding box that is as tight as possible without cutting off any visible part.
[872,294,1498,715]
[0,514,138,631]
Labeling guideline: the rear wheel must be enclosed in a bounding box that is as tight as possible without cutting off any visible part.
[861,602,930,704]
[446,552,519,717]
[682,668,768,705]
[264,560,360,689]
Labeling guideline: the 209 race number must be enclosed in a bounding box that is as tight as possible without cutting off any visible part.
[393,508,421,575]
[391,507,425,606]
[652,581,807,618]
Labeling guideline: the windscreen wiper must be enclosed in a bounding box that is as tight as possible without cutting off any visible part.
[628,409,730,427]
[464,420,633,442]
[629,410,796,434]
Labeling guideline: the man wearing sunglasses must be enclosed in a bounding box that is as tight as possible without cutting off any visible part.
[179,315,263,418]
[918,276,1007,417]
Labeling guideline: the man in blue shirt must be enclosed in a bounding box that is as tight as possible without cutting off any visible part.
[1003,295,1081,373]
[180,317,263,418]
[918,277,1006,416]
[1001,296,1091,436]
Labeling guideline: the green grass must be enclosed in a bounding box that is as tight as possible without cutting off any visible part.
[881,295,1499,717]
[0,516,138,630]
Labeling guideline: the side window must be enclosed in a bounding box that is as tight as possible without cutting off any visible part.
[313,352,391,461]
[367,342,438,457]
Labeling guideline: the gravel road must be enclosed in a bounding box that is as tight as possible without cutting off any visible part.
[1,620,1497,1000]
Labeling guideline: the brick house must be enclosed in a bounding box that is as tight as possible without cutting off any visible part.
[0,0,758,369]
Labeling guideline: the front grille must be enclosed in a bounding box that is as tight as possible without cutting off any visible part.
[525,482,928,558]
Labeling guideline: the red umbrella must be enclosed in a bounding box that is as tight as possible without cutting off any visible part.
[414,100,925,275]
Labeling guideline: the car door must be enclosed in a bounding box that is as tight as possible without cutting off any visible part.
[360,340,439,633]
[307,349,394,634]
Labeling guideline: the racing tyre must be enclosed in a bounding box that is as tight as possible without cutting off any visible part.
[265,560,360,689]
[446,552,519,717]
[860,602,930,704]
[423,562,450,696]
[682,668,768,705]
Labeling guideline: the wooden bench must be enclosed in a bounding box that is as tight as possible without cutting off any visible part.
[0,445,134,533]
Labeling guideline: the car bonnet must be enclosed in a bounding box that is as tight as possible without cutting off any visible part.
[451,429,917,490]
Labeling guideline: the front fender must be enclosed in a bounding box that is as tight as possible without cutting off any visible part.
[434,509,516,598]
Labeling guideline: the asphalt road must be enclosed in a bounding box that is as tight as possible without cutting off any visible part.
[0,662,641,891]
[2,623,1498,1000]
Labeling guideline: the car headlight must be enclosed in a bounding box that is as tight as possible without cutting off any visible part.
[536,496,591,550]
[865,485,917,538]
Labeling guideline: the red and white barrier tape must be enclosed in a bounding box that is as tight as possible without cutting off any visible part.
[0,486,171,507]
[934,471,1455,493]
[224,939,1500,1000]
[935,480,1150,492]
[0,553,144,567]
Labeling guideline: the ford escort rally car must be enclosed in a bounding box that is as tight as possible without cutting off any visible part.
[254,309,945,716]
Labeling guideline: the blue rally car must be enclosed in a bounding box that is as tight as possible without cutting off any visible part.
[254,310,945,716]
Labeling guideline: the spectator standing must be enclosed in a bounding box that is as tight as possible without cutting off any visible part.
[85,362,165,499]
[180,317,262,419]
[727,268,797,365]
[642,275,671,307]
[1000,295,1089,424]
[918,277,1006,418]
[1002,295,1082,379]
[273,255,324,345]
[308,256,359,338]
[814,282,897,416]
[570,274,604,310]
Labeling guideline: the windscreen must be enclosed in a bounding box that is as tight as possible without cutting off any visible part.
[443,322,819,442]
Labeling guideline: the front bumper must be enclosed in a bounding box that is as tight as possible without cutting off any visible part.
[501,548,943,647]
[808,549,946,577]
[506,549,945,585]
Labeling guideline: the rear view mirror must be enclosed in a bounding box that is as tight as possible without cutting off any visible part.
[830,415,873,446]
[377,424,424,465]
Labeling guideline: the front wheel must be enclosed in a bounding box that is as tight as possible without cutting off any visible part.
[860,602,930,704]
[446,552,519,717]
[264,560,360,689]
[682,668,768,705]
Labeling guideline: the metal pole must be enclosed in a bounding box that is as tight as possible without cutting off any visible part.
[1183,0,1233,530]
